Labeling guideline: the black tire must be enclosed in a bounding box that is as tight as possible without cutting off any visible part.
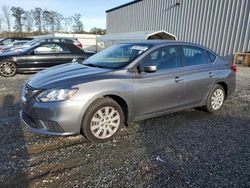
[204,84,225,113]
[0,61,17,77]
[81,97,124,143]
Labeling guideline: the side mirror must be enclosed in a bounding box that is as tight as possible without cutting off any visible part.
[139,65,157,73]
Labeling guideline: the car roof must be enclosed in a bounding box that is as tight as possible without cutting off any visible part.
[120,40,215,54]
[2,37,33,40]
[121,40,201,46]
[33,36,77,40]
[35,41,75,45]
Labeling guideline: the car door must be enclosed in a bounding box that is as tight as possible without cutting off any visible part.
[32,43,62,69]
[179,46,215,106]
[133,45,186,119]
[49,43,75,64]
[19,43,71,70]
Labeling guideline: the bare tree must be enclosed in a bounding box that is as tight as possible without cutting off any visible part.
[72,13,84,33]
[23,11,33,32]
[54,12,63,32]
[48,11,57,33]
[31,7,43,33]
[0,6,89,34]
[62,17,73,32]
[11,6,25,33]
[2,5,11,32]
[42,10,50,33]
[0,17,2,32]
[90,27,106,35]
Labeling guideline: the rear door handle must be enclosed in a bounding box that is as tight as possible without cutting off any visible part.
[209,72,214,78]
[174,76,184,83]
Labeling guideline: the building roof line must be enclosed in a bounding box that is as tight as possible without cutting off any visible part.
[106,0,143,13]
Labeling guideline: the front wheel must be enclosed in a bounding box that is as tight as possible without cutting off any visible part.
[204,85,225,113]
[0,61,17,77]
[82,98,124,143]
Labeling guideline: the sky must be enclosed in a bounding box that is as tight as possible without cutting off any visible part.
[0,0,131,31]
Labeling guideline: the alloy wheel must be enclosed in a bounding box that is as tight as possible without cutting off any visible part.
[0,61,17,77]
[211,88,224,110]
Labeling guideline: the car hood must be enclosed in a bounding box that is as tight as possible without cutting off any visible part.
[27,63,113,89]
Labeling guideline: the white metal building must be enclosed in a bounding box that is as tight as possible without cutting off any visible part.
[104,0,250,58]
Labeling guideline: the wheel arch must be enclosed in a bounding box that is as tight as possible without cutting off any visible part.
[103,94,129,125]
[80,92,131,133]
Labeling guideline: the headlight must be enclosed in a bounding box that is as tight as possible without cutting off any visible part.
[36,88,78,102]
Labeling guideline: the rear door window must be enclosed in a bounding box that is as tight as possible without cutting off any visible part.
[1,39,13,45]
[182,46,209,67]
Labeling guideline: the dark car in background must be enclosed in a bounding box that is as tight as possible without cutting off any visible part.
[0,37,33,45]
[0,40,30,53]
[20,40,236,143]
[0,37,33,50]
[0,42,94,77]
[5,36,83,53]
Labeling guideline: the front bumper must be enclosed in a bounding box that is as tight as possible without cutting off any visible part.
[20,99,87,136]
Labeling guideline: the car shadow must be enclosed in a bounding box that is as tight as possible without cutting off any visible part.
[138,109,250,187]
[0,94,29,187]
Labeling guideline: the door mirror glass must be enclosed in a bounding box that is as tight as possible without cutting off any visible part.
[139,65,157,73]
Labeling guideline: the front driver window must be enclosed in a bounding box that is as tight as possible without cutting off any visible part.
[33,44,69,54]
[140,46,180,70]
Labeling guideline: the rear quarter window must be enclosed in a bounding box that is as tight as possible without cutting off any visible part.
[207,51,216,62]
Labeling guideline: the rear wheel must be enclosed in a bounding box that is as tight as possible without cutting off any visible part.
[204,85,225,113]
[82,98,124,143]
[0,61,17,77]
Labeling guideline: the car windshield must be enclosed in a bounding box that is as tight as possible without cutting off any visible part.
[83,44,151,69]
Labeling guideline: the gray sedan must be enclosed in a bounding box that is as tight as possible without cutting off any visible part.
[20,41,236,143]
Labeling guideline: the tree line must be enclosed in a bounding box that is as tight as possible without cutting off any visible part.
[0,6,106,36]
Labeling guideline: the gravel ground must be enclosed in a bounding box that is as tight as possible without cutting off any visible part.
[0,67,250,187]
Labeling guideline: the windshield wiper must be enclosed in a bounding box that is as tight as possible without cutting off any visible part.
[83,63,106,69]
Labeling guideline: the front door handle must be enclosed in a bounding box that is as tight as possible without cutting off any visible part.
[174,76,184,83]
[209,72,214,78]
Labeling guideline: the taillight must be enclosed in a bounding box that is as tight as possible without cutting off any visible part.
[231,64,237,75]
[75,40,83,49]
